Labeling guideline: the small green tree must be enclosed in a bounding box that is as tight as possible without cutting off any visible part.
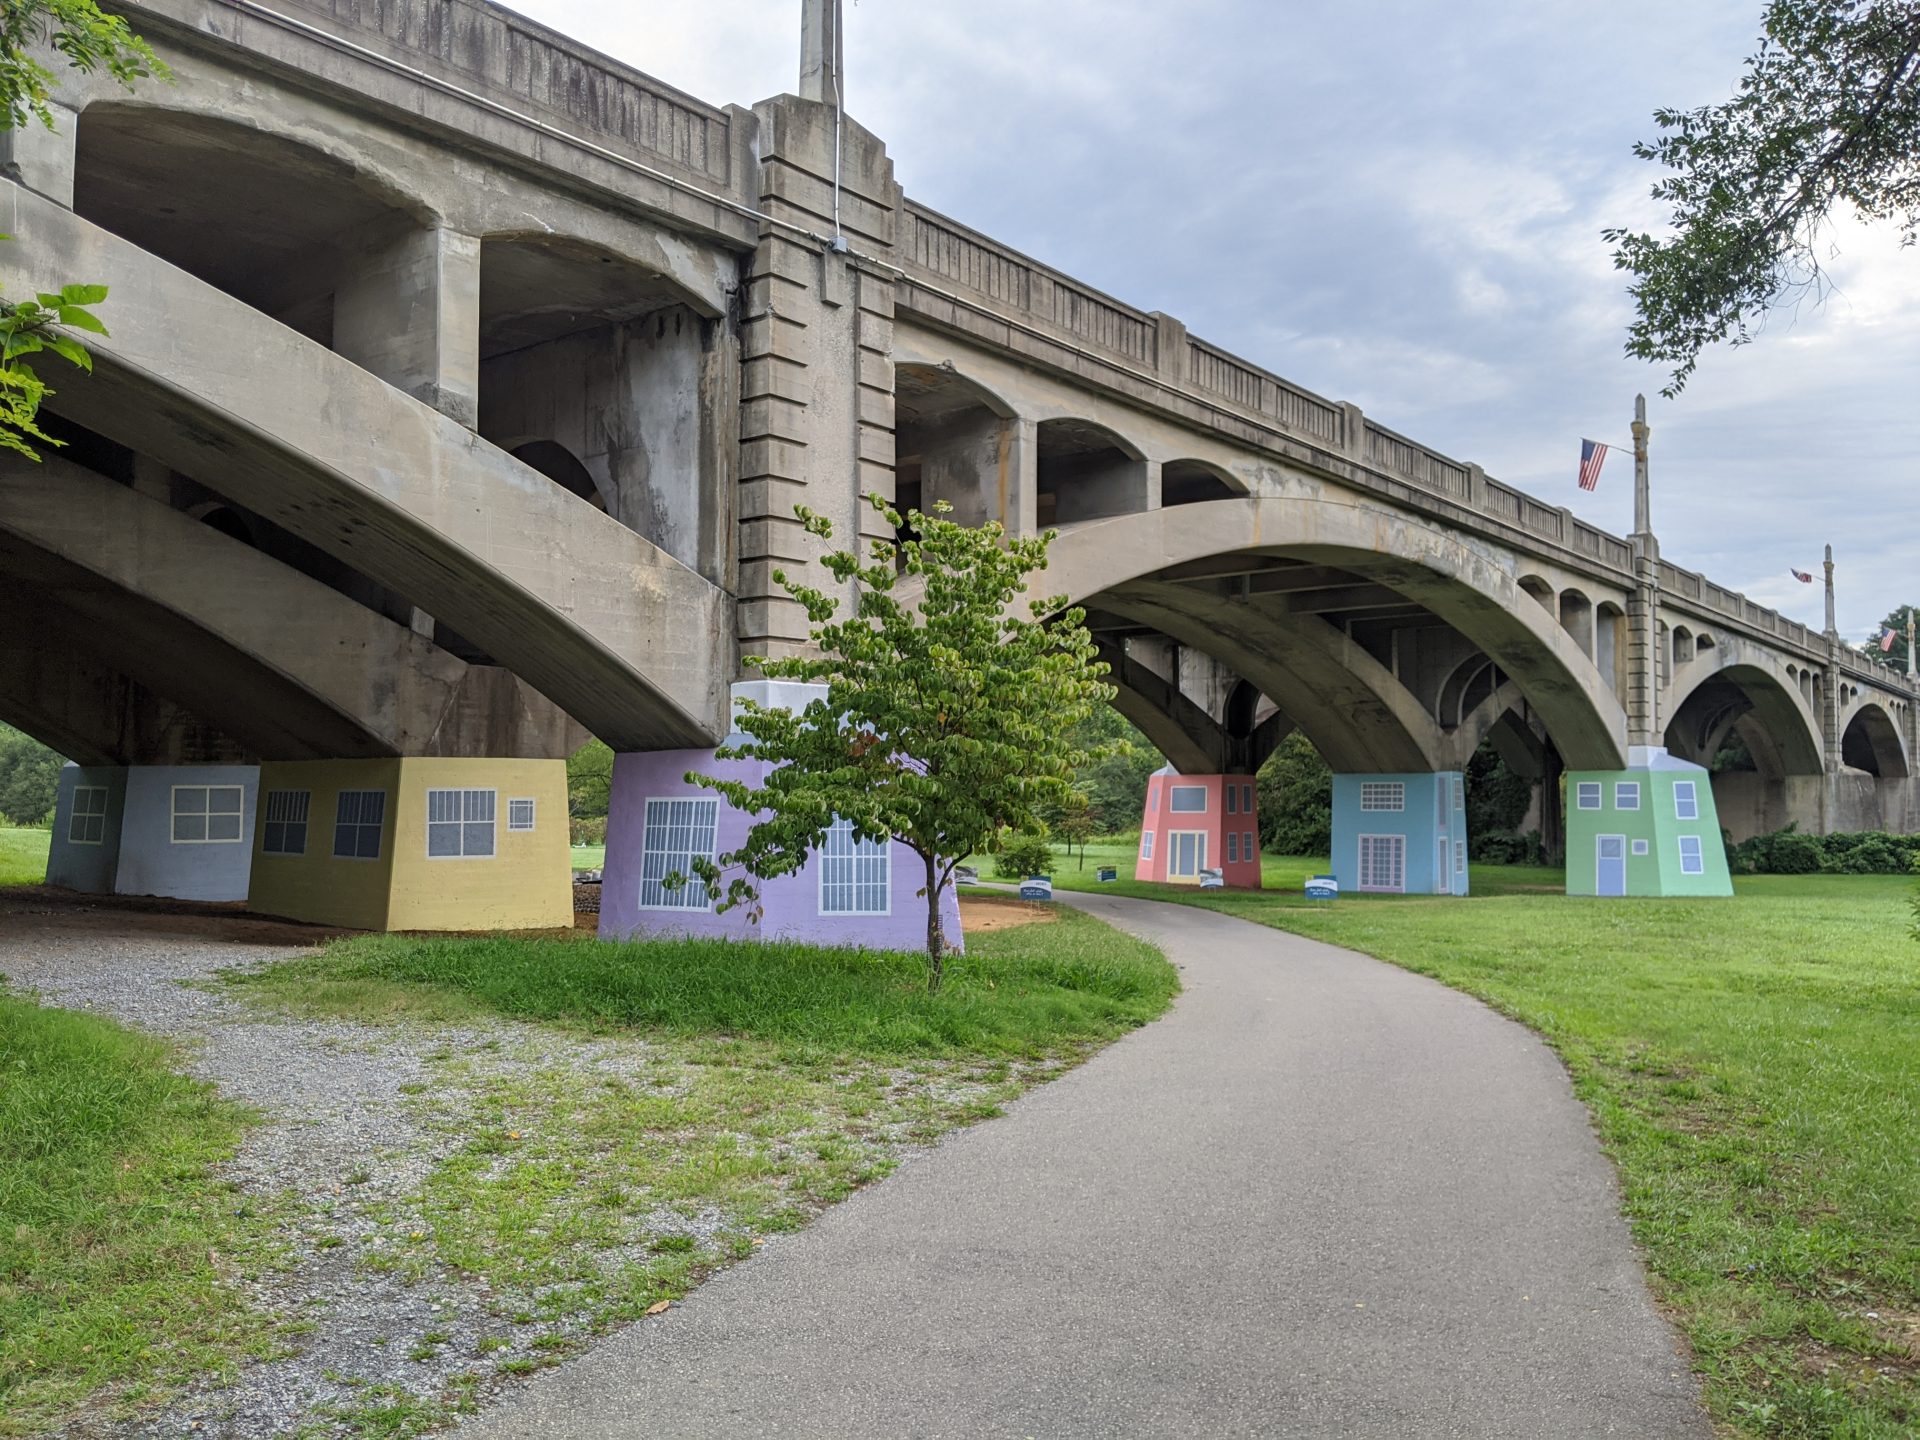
[1051,788,1095,870]
[0,722,60,825]
[689,496,1113,991]
[1,0,166,456]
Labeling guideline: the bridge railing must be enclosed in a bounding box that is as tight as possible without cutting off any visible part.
[133,0,741,194]
[898,198,1919,694]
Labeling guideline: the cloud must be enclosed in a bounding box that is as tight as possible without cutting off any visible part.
[512,0,1920,639]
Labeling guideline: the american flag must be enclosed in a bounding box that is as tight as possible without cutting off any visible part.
[1880,627,1897,653]
[1577,439,1609,491]
[1790,568,1814,583]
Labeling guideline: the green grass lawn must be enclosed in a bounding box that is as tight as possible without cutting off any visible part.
[999,841,1920,1438]
[0,992,285,1436]
[0,828,49,887]
[569,844,605,872]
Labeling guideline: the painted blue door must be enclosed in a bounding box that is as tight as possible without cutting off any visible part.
[1596,834,1626,897]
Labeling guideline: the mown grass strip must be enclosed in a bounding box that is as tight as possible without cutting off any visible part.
[0,828,48,887]
[227,904,1178,1061]
[0,991,284,1436]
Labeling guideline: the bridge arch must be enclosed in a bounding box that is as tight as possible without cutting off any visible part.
[1841,702,1910,778]
[1665,654,1826,776]
[1036,496,1628,771]
[1037,417,1151,526]
[1162,458,1246,507]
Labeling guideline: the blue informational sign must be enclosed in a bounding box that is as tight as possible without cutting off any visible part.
[1198,867,1225,890]
[1018,876,1054,901]
[1097,867,1117,883]
[1304,875,1339,901]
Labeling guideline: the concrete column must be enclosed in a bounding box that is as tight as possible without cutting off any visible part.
[1151,312,1188,383]
[333,226,482,429]
[737,95,897,662]
[0,100,76,206]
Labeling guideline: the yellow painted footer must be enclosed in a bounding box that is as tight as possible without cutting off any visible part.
[248,757,571,931]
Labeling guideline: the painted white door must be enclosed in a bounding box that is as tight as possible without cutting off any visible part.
[1596,834,1627,897]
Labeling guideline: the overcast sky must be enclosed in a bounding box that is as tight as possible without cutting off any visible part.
[515,0,1917,644]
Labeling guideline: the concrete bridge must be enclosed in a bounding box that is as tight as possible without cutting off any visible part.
[3,0,1913,923]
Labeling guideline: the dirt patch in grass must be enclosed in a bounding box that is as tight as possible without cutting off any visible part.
[959,895,1059,933]
[0,885,349,947]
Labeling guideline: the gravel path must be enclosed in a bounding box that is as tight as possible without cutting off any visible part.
[1,906,1052,1438]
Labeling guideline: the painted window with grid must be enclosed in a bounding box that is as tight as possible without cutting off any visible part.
[67,785,108,845]
[333,790,386,859]
[1226,831,1239,864]
[1575,781,1602,810]
[639,798,718,909]
[507,797,537,832]
[1357,833,1406,892]
[428,788,495,858]
[1359,781,1405,812]
[1615,781,1641,811]
[173,785,244,843]
[819,818,890,915]
[1140,830,1154,860]
[1673,780,1699,820]
[1225,785,1238,815]
[1244,831,1255,862]
[1678,835,1706,876]
[1455,839,1467,876]
[261,790,310,855]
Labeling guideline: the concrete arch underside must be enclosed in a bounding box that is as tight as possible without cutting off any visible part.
[1665,651,1826,776]
[4,185,730,750]
[1040,498,1628,772]
[0,454,584,761]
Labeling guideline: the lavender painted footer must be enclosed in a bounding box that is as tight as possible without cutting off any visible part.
[599,750,964,953]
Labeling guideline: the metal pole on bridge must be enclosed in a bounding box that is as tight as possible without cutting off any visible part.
[1628,394,1660,748]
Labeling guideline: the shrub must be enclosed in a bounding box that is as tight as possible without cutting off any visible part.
[1471,831,1543,866]
[1728,826,1920,875]
[570,815,607,848]
[992,830,1055,879]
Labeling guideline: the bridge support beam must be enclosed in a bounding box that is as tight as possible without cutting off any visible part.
[1566,748,1731,897]
[1329,773,1468,897]
[1136,772,1261,889]
[334,225,483,429]
[46,762,258,901]
[0,97,74,205]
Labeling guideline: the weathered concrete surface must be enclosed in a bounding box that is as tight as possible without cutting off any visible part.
[0,454,581,759]
[2,183,731,750]
[460,893,1708,1439]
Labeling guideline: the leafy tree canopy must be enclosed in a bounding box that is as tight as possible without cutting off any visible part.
[566,738,613,819]
[691,497,1113,990]
[0,722,61,825]
[1,0,165,457]
[1607,0,1920,393]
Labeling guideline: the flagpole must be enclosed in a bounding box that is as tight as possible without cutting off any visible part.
[1823,544,1836,638]
[1628,394,1659,751]
[1908,611,1915,679]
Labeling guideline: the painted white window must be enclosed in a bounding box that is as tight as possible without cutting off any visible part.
[1242,784,1254,813]
[820,818,890,915]
[1357,833,1406,893]
[1226,831,1239,863]
[1673,780,1699,821]
[1452,777,1464,810]
[172,785,244,844]
[507,797,537,832]
[261,790,310,856]
[67,785,108,845]
[1678,835,1706,876]
[1167,830,1207,878]
[1226,785,1238,815]
[1244,831,1256,862]
[428,788,496,858]
[1575,781,1603,810]
[1614,781,1641,811]
[1169,785,1208,813]
[1140,830,1155,860]
[639,797,718,910]
[1632,839,1650,856]
[1454,839,1467,876]
[333,790,387,860]
[1360,781,1405,812]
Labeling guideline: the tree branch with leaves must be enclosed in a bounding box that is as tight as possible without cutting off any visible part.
[1,0,165,456]
[688,495,1114,992]
[1606,0,1920,394]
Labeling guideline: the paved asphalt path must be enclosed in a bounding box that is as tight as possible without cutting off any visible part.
[462,892,1708,1438]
